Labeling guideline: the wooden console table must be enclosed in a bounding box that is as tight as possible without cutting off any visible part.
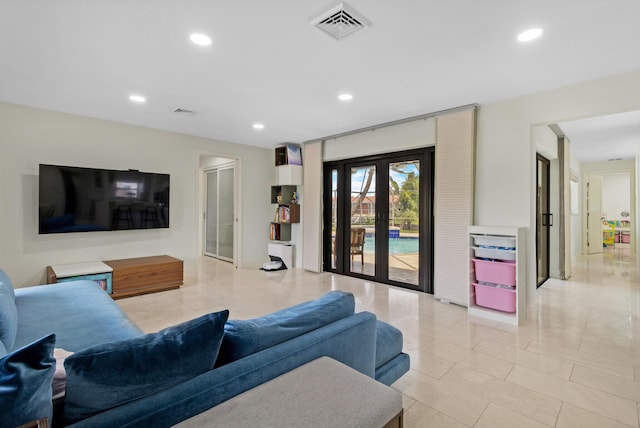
[103,255,183,299]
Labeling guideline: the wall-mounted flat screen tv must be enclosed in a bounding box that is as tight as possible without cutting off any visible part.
[39,164,170,234]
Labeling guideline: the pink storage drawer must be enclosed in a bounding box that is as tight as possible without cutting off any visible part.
[621,234,631,244]
[473,283,516,313]
[472,258,516,286]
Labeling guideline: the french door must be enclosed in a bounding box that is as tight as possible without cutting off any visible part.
[204,165,235,262]
[323,148,434,292]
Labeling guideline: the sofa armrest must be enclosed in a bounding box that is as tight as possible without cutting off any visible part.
[67,311,378,428]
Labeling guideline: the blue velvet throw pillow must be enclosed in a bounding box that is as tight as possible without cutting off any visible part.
[216,291,355,367]
[0,334,56,428]
[63,310,229,424]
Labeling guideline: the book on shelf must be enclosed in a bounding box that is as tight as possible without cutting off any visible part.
[274,205,290,223]
[269,223,281,240]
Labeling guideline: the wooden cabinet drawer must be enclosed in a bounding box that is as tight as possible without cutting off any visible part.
[104,255,183,299]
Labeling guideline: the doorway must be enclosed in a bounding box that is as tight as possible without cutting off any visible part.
[586,171,633,256]
[204,162,235,262]
[323,148,434,292]
[536,154,551,287]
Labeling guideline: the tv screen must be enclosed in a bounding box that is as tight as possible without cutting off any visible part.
[39,164,170,234]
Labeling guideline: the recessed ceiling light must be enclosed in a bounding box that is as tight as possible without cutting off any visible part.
[517,28,543,42]
[190,33,212,46]
[338,93,353,101]
[253,123,265,130]
[129,94,146,103]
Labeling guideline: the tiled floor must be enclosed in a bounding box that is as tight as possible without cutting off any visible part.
[116,249,639,427]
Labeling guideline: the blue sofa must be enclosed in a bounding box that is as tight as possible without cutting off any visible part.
[0,268,410,427]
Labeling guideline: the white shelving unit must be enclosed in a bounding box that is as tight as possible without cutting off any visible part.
[468,226,526,326]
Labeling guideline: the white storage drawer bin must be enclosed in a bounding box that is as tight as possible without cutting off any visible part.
[472,246,516,261]
[471,235,516,249]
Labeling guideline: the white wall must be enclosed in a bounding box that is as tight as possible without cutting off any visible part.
[323,118,435,161]
[570,155,582,257]
[601,173,631,221]
[0,102,272,287]
[532,125,558,160]
[477,70,640,307]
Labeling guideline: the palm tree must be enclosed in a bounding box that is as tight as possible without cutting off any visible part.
[351,161,419,225]
[351,167,375,220]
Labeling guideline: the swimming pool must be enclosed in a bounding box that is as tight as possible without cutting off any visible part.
[363,237,418,254]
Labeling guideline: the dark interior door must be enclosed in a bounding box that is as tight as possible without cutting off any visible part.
[536,154,550,287]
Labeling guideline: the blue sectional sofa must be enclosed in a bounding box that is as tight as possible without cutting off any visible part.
[0,268,410,427]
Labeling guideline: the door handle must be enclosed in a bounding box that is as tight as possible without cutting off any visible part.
[541,213,547,226]
[548,213,553,226]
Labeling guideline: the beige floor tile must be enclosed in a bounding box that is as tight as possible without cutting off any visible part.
[474,403,551,428]
[523,309,589,333]
[405,347,456,380]
[512,323,586,350]
[556,402,635,428]
[402,330,436,352]
[391,369,488,426]
[441,364,561,426]
[579,339,640,365]
[409,322,484,349]
[581,328,633,349]
[447,320,525,349]
[400,394,416,412]
[421,338,514,379]
[526,339,635,379]
[402,400,469,428]
[474,338,574,379]
[571,364,640,402]
[507,365,638,427]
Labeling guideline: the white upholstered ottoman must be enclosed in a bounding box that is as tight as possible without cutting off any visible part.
[175,357,403,428]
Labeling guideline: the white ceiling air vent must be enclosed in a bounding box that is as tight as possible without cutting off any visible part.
[173,108,198,116]
[310,3,371,41]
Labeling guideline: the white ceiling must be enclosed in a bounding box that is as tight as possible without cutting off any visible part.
[1,1,640,156]
[558,111,640,163]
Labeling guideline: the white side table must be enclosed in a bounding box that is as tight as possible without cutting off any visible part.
[46,261,113,294]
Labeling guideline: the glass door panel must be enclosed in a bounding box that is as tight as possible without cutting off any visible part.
[350,165,376,276]
[330,169,338,270]
[218,168,234,260]
[205,170,218,256]
[388,160,420,285]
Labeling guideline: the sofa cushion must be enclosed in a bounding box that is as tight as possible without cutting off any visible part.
[14,280,144,351]
[375,320,404,368]
[63,310,229,424]
[0,268,18,352]
[216,291,355,367]
[0,334,56,428]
